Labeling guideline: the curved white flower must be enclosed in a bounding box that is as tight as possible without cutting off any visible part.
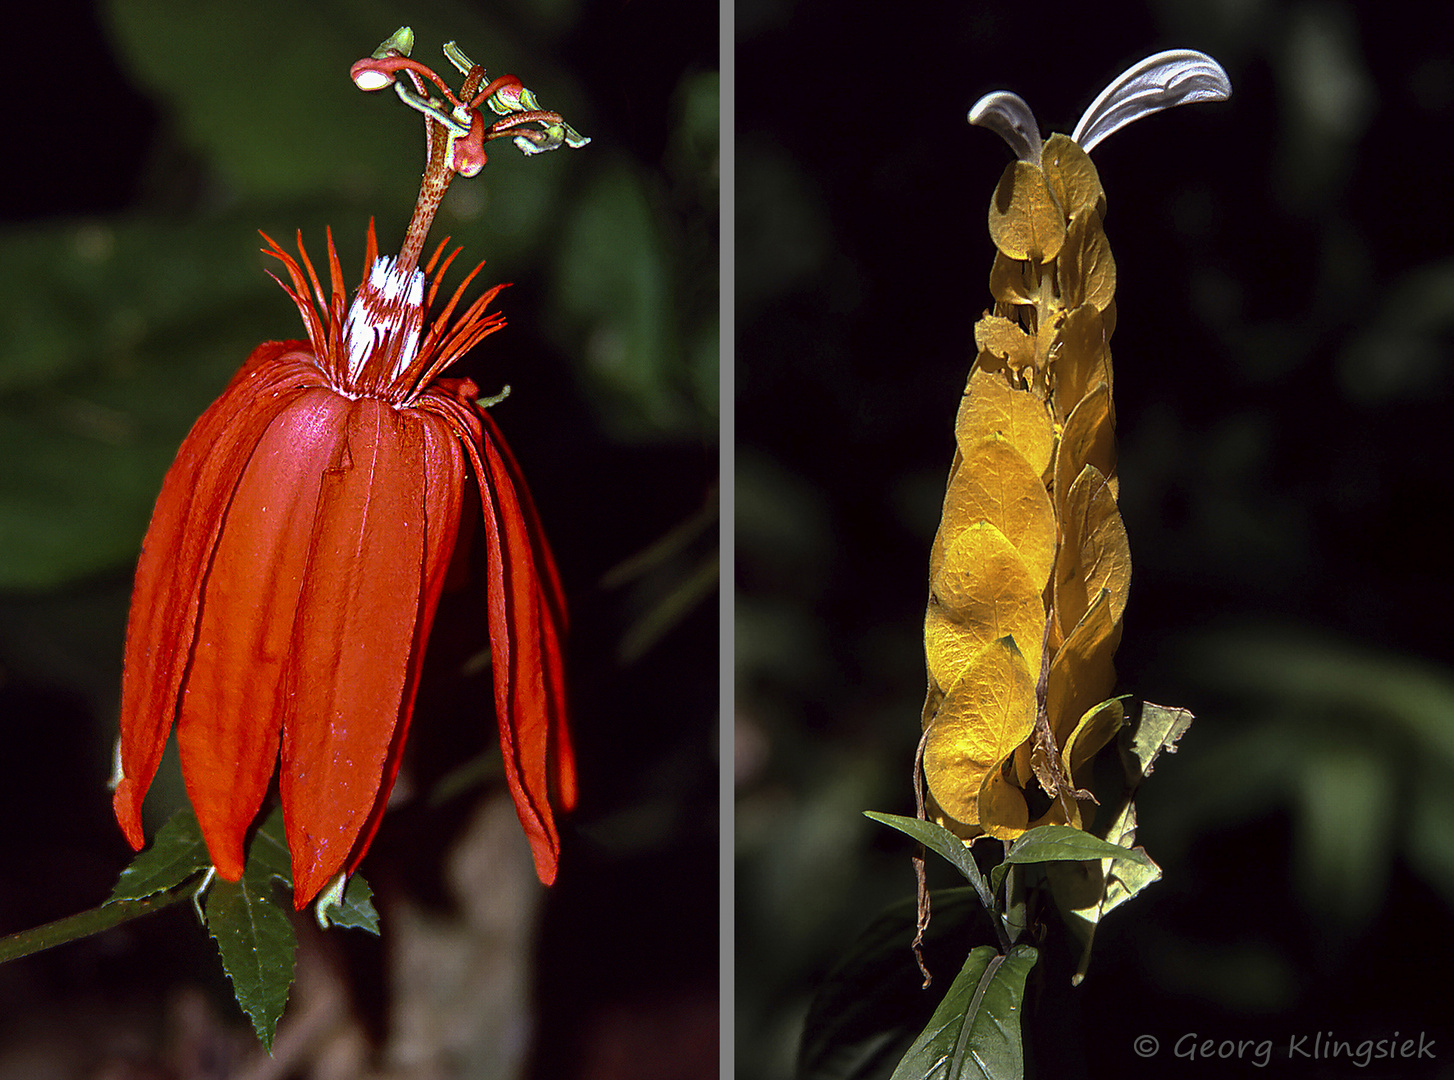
[970,49,1231,157]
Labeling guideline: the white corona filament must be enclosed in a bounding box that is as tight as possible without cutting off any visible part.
[341,255,426,384]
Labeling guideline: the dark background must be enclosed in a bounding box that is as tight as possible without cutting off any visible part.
[0,0,718,1076]
[737,1,1454,1078]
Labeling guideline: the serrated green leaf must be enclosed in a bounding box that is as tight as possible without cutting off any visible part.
[318,874,381,935]
[799,889,989,1080]
[888,944,1038,1080]
[863,812,994,910]
[205,816,298,1051]
[108,807,211,902]
[989,824,1153,895]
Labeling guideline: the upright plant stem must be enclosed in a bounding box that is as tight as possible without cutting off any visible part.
[0,883,196,964]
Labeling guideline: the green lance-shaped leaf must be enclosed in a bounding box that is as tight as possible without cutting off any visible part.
[988,824,1153,895]
[204,807,297,1052]
[889,945,1039,1080]
[108,807,212,902]
[865,812,995,911]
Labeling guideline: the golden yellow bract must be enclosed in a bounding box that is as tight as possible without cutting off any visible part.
[923,636,1037,827]
[935,435,1056,589]
[928,522,1045,686]
[988,162,1065,263]
[955,366,1056,478]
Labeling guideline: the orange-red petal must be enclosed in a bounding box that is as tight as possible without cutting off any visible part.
[476,412,572,883]
[340,408,468,888]
[176,385,353,881]
[113,344,321,855]
[479,411,575,813]
[280,398,429,906]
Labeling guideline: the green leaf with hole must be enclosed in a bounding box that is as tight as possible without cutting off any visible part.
[888,944,1038,1080]
[1119,700,1194,785]
[108,807,212,903]
[989,824,1153,895]
[1046,801,1162,985]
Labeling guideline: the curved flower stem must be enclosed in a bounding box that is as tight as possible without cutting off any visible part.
[0,882,196,965]
[397,122,456,277]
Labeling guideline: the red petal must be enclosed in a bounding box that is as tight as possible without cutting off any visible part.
[476,412,573,883]
[342,409,468,883]
[417,391,573,882]
[478,411,576,812]
[280,398,432,907]
[174,384,352,881]
[113,345,321,854]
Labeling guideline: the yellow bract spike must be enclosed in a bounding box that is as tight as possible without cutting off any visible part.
[921,122,1133,839]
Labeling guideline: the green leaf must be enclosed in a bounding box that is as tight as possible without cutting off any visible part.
[1045,802,1162,984]
[1098,807,1162,919]
[1119,701,1194,785]
[863,812,994,909]
[248,806,294,885]
[989,824,1153,895]
[888,944,1038,1080]
[103,0,413,202]
[318,874,381,935]
[799,889,991,1080]
[0,216,288,590]
[108,807,212,902]
[204,814,298,1051]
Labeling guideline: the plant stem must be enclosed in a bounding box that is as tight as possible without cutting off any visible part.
[0,883,196,965]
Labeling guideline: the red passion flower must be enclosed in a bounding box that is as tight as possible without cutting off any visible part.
[112,30,586,908]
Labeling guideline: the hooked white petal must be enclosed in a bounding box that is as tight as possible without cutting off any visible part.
[1071,49,1231,154]
[968,91,1044,164]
